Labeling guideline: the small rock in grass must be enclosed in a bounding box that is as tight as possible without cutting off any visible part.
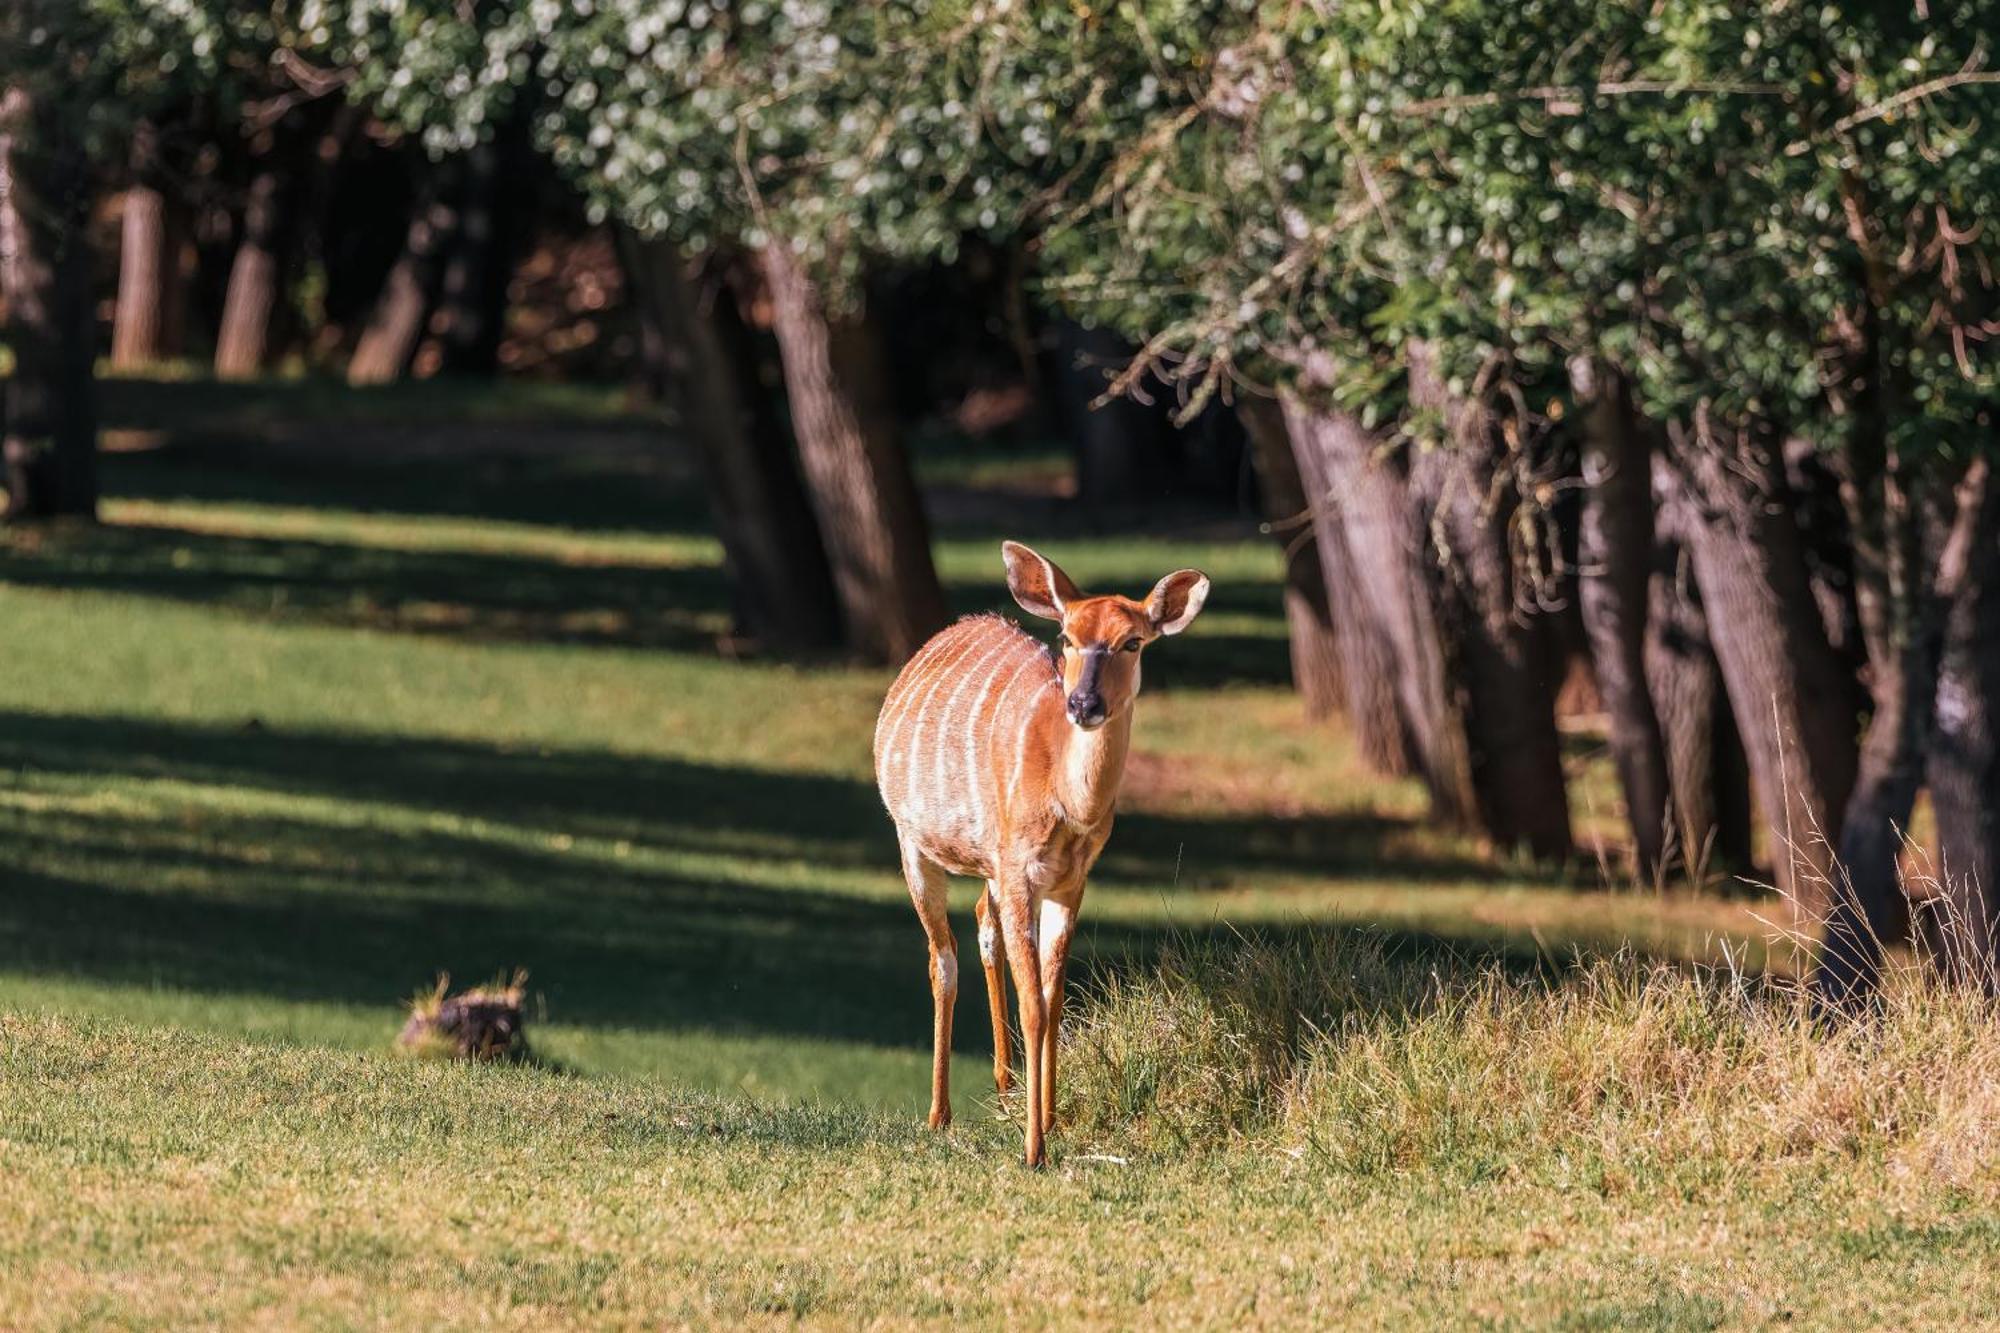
[397,971,529,1062]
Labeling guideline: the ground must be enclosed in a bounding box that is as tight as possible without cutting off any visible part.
[4,378,1975,1329]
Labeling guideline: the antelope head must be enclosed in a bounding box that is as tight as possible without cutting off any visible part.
[1001,541,1210,731]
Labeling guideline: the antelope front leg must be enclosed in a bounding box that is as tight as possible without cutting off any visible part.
[1036,892,1079,1135]
[976,881,1011,1095]
[996,877,1047,1167]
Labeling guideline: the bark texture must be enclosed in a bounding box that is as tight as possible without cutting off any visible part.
[1668,408,1861,913]
[111,121,186,368]
[1238,396,1346,722]
[1813,444,1939,1002]
[1645,458,1747,875]
[1406,352,1572,862]
[620,235,842,654]
[214,158,295,379]
[1571,359,1673,874]
[1,87,98,521]
[757,244,948,664]
[1285,394,1472,823]
[1925,463,2000,989]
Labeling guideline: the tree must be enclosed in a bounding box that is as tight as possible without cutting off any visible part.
[1571,360,1673,876]
[349,1,966,662]
[348,164,456,386]
[619,234,843,654]
[0,86,98,521]
[1236,395,1348,725]
[110,119,187,368]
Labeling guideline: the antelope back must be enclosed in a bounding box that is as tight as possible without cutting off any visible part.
[874,615,1059,874]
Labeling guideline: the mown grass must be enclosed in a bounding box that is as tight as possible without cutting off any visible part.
[0,374,1946,1326]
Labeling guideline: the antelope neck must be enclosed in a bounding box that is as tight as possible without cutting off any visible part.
[1055,700,1132,829]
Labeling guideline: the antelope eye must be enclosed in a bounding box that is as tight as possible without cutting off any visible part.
[1122,637,1142,653]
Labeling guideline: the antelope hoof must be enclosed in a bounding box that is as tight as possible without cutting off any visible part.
[928,1108,952,1130]
[993,1067,1012,1095]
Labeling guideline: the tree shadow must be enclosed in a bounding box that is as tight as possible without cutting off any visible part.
[0,711,1534,1054]
[0,521,736,652]
[101,435,715,540]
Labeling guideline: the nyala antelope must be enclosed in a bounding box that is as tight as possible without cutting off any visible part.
[874,541,1209,1166]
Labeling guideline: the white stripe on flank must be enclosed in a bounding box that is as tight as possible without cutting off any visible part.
[925,633,1009,828]
[879,632,953,736]
[897,631,976,813]
[964,649,1033,848]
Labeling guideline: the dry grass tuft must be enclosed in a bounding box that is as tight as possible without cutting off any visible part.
[1061,931,2000,1197]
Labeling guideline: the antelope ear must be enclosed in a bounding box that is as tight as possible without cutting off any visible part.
[1002,541,1080,622]
[1145,569,1210,636]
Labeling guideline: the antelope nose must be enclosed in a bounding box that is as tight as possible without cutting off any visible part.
[1066,691,1107,729]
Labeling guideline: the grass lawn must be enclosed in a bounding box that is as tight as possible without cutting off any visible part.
[3,375,1950,1328]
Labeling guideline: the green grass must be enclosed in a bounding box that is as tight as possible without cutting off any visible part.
[0,375,1882,1327]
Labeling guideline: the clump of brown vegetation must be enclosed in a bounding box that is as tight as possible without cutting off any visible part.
[397,970,530,1062]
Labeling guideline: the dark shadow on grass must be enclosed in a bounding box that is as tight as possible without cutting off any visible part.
[0,521,736,652]
[101,437,715,540]
[2,710,1533,1055]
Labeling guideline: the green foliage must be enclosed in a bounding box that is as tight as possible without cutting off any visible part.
[1003,1,2000,456]
[59,2,1992,453]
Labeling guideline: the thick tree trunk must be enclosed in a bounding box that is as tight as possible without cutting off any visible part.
[1812,438,1936,1003]
[1925,461,1999,989]
[1238,396,1345,721]
[1406,352,1572,862]
[620,234,843,654]
[1668,407,1860,914]
[756,243,948,664]
[1571,358,1673,874]
[1278,398,1411,773]
[214,162,293,379]
[1285,393,1474,824]
[111,121,186,369]
[348,183,457,386]
[1645,458,1753,876]
[1,87,98,522]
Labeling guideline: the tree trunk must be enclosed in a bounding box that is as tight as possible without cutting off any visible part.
[756,243,948,664]
[1645,457,1753,877]
[1571,358,1673,875]
[1924,461,1999,989]
[348,182,457,386]
[1238,396,1345,721]
[1811,433,1933,1002]
[1285,393,1473,824]
[1668,407,1861,914]
[0,87,98,522]
[1406,351,1572,862]
[619,233,843,654]
[111,120,186,369]
[214,161,293,379]
[1277,397,1411,773]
